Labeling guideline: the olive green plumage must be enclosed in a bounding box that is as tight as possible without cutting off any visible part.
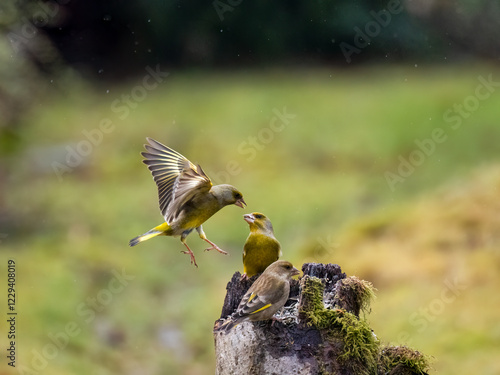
[129,138,246,267]
[242,212,282,278]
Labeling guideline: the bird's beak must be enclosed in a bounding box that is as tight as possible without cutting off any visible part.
[243,213,254,224]
[291,267,300,277]
[234,197,246,208]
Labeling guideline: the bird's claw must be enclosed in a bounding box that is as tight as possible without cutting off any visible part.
[203,238,228,255]
[181,250,198,267]
[204,245,228,255]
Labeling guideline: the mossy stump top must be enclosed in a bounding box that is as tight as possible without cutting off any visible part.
[214,263,430,375]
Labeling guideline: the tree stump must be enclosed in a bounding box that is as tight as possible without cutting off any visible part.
[214,263,430,375]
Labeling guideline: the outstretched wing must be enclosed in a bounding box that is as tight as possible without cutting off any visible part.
[141,138,212,223]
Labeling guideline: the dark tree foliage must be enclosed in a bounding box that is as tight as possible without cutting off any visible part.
[6,0,444,80]
[2,0,500,81]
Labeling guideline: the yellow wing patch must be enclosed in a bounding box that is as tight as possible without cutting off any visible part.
[250,303,272,314]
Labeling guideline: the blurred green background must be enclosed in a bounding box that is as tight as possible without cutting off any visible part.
[1,0,500,374]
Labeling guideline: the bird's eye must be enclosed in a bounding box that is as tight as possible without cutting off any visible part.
[255,214,263,219]
[285,265,291,270]
[234,193,242,199]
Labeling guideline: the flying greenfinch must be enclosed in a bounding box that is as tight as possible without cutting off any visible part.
[216,260,300,332]
[242,212,281,279]
[129,138,246,267]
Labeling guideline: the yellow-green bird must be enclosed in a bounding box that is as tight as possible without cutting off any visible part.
[216,260,300,332]
[242,212,282,279]
[129,138,246,267]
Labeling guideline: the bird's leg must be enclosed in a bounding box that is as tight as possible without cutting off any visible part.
[180,238,198,267]
[196,226,228,255]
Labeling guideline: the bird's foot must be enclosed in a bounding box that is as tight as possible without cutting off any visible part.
[181,244,198,267]
[203,239,228,255]
[239,273,248,281]
[204,245,228,255]
[181,250,198,267]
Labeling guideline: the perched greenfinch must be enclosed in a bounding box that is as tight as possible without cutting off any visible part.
[129,138,246,267]
[217,260,300,332]
[242,212,281,279]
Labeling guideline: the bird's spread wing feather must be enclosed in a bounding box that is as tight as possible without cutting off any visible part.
[166,164,212,222]
[141,138,212,223]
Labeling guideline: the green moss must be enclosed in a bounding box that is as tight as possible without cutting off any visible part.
[299,276,329,328]
[334,311,379,375]
[299,276,379,375]
[378,345,431,374]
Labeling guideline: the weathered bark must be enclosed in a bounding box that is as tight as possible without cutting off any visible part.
[214,263,430,375]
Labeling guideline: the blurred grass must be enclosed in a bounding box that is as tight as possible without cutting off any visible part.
[2,63,500,374]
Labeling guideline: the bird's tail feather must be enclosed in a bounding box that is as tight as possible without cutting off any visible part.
[129,229,163,247]
[214,317,243,333]
[129,222,171,247]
